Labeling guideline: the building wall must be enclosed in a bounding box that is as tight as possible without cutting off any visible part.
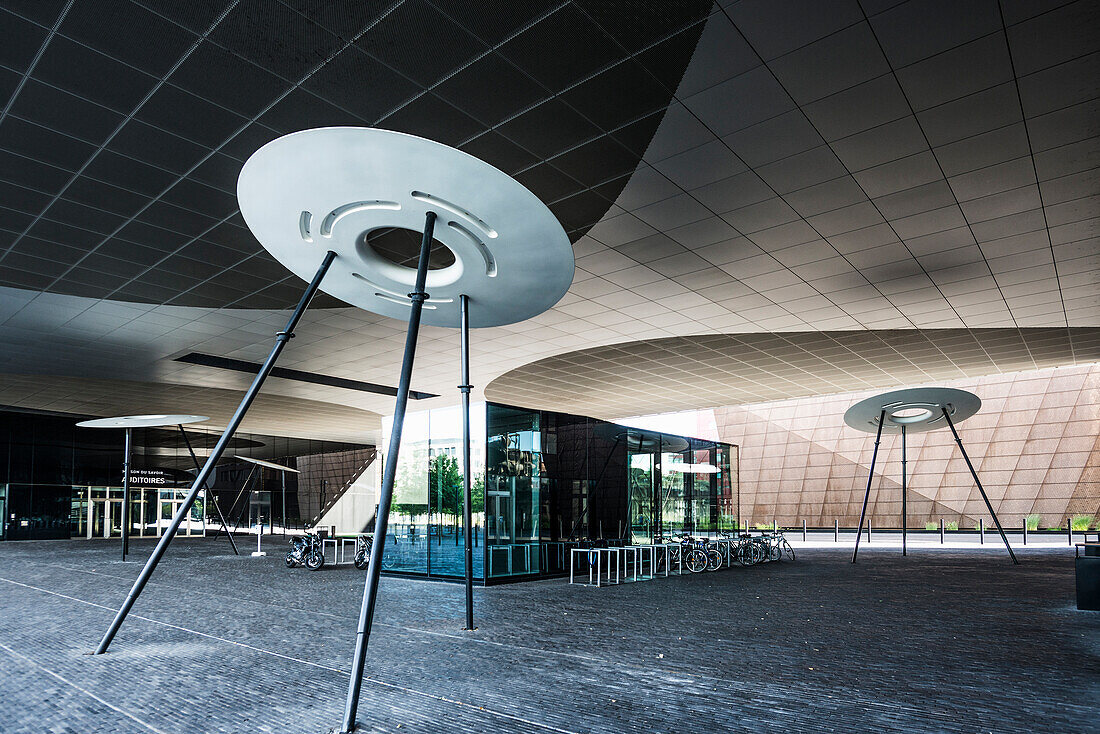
[630,363,1100,530]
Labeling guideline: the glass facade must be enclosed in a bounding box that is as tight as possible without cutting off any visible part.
[0,407,374,541]
[2,402,737,587]
[379,404,486,579]
[375,401,737,584]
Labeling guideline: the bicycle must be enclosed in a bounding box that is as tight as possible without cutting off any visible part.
[755,530,795,562]
[673,535,721,573]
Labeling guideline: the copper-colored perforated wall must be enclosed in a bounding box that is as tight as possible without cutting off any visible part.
[712,363,1100,529]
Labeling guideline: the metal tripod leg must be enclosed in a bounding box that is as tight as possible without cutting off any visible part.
[853,409,885,563]
[211,464,256,541]
[901,424,907,557]
[339,212,436,734]
[179,424,238,555]
[120,427,132,560]
[942,408,1018,565]
[92,250,337,654]
[459,294,475,631]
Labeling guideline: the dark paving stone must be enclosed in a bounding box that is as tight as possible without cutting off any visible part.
[0,537,1096,733]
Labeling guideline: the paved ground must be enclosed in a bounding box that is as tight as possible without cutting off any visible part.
[0,537,1096,734]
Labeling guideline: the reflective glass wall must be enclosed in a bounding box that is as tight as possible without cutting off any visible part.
[0,407,373,541]
[378,403,486,579]
[349,401,736,584]
[485,403,737,582]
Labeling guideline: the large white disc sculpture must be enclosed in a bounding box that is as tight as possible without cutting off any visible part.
[843,386,1016,565]
[239,127,575,734]
[237,127,575,327]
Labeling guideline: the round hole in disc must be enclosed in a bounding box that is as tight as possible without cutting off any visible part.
[362,227,456,270]
[889,407,933,423]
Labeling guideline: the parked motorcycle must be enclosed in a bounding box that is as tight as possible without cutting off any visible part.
[285,532,324,570]
[353,534,373,570]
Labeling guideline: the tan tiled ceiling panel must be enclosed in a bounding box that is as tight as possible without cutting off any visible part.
[485,328,1100,419]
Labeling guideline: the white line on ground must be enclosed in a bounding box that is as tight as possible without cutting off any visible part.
[0,641,172,734]
[0,576,582,734]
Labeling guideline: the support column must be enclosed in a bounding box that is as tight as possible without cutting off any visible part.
[942,407,1018,565]
[852,409,885,563]
[121,427,132,560]
[901,424,907,557]
[340,212,436,734]
[459,294,475,631]
[93,249,337,654]
[178,424,238,556]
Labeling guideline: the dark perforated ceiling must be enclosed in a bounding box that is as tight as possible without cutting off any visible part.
[0,0,712,308]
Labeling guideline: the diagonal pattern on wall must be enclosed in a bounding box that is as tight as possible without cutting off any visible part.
[703,363,1100,528]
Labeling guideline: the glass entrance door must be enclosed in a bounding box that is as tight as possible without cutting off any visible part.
[159,498,202,537]
[90,498,123,539]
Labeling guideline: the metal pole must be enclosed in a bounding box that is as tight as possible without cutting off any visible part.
[93,250,337,654]
[940,518,944,543]
[1067,519,1073,546]
[340,212,435,734]
[459,294,474,631]
[901,424,907,557]
[178,424,238,556]
[852,409,885,563]
[979,517,984,544]
[281,470,287,537]
[834,519,838,542]
[802,519,806,542]
[1022,518,1027,545]
[121,427,132,560]
[941,407,1018,565]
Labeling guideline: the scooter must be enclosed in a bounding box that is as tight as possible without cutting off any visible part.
[285,532,324,570]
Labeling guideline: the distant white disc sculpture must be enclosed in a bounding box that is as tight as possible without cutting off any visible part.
[237,127,575,328]
[77,414,209,428]
[844,387,980,435]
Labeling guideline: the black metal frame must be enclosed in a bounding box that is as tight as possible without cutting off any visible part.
[93,249,337,655]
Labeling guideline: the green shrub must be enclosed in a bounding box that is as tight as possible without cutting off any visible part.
[925,522,937,531]
[1025,514,1041,531]
[1071,514,1095,531]
[945,521,959,531]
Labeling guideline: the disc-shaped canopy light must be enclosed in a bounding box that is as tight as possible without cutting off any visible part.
[237,127,575,328]
[844,387,980,435]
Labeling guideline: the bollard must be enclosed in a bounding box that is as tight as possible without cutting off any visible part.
[867,520,871,542]
[979,518,984,544]
[1022,518,1027,545]
[803,520,807,542]
[251,520,266,557]
[773,519,778,533]
[834,519,839,542]
[940,518,945,544]
[1068,519,1073,546]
